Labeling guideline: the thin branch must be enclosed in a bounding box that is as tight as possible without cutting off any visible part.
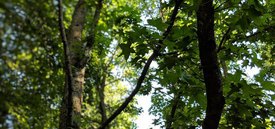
[99,52,158,129]
[79,0,104,67]
[217,27,231,53]
[241,27,274,40]
[87,0,103,48]
[159,51,178,56]
[166,93,181,129]
[58,0,73,127]
[97,74,107,124]
[105,44,119,70]
[99,0,183,128]
[161,0,183,43]
[221,26,275,51]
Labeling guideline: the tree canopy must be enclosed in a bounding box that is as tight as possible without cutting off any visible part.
[0,0,274,129]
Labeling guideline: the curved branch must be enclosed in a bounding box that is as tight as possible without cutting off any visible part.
[99,51,158,129]
[161,0,183,43]
[99,0,183,128]
[217,27,231,53]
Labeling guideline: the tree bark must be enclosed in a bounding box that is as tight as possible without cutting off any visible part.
[99,1,183,128]
[58,0,103,127]
[196,0,225,129]
[58,0,86,128]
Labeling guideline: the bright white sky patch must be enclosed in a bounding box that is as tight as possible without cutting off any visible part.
[135,95,161,129]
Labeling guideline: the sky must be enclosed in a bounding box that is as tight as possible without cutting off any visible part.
[135,95,160,129]
[135,61,161,129]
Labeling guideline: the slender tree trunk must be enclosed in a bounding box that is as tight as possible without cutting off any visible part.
[97,74,107,126]
[221,60,228,78]
[196,0,225,129]
[166,93,180,129]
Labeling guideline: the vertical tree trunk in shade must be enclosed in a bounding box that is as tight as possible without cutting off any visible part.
[196,0,225,129]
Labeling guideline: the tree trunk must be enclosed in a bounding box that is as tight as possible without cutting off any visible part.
[165,93,180,129]
[96,74,107,127]
[58,0,103,127]
[196,0,225,129]
[59,0,86,128]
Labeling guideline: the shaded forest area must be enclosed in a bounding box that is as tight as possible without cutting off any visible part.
[0,0,274,129]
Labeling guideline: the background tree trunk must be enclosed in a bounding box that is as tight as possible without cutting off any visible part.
[97,74,107,127]
[59,0,86,128]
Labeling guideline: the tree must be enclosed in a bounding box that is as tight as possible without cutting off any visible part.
[1,0,275,129]
[148,0,275,128]
[57,0,103,128]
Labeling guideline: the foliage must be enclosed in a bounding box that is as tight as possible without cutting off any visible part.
[0,0,274,128]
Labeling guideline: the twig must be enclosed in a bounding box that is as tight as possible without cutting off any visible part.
[228,26,274,45]
[214,0,230,12]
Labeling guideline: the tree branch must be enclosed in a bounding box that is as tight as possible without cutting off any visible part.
[161,0,183,43]
[57,0,74,127]
[79,0,104,67]
[217,27,231,53]
[236,26,274,41]
[97,74,107,125]
[166,92,181,129]
[99,1,183,128]
[99,51,158,129]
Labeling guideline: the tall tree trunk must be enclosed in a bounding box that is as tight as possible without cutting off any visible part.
[58,0,103,127]
[59,0,86,128]
[196,0,225,129]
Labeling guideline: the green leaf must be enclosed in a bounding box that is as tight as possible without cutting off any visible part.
[262,81,275,91]
[119,43,135,60]
[228,69,242,82]
[236,16,250,30]
[147,18,168,31]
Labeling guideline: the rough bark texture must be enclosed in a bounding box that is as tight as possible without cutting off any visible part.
[196,0,225,129]
[59,0,86,129]
[58,0,104,128]
[80,0,103,68]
